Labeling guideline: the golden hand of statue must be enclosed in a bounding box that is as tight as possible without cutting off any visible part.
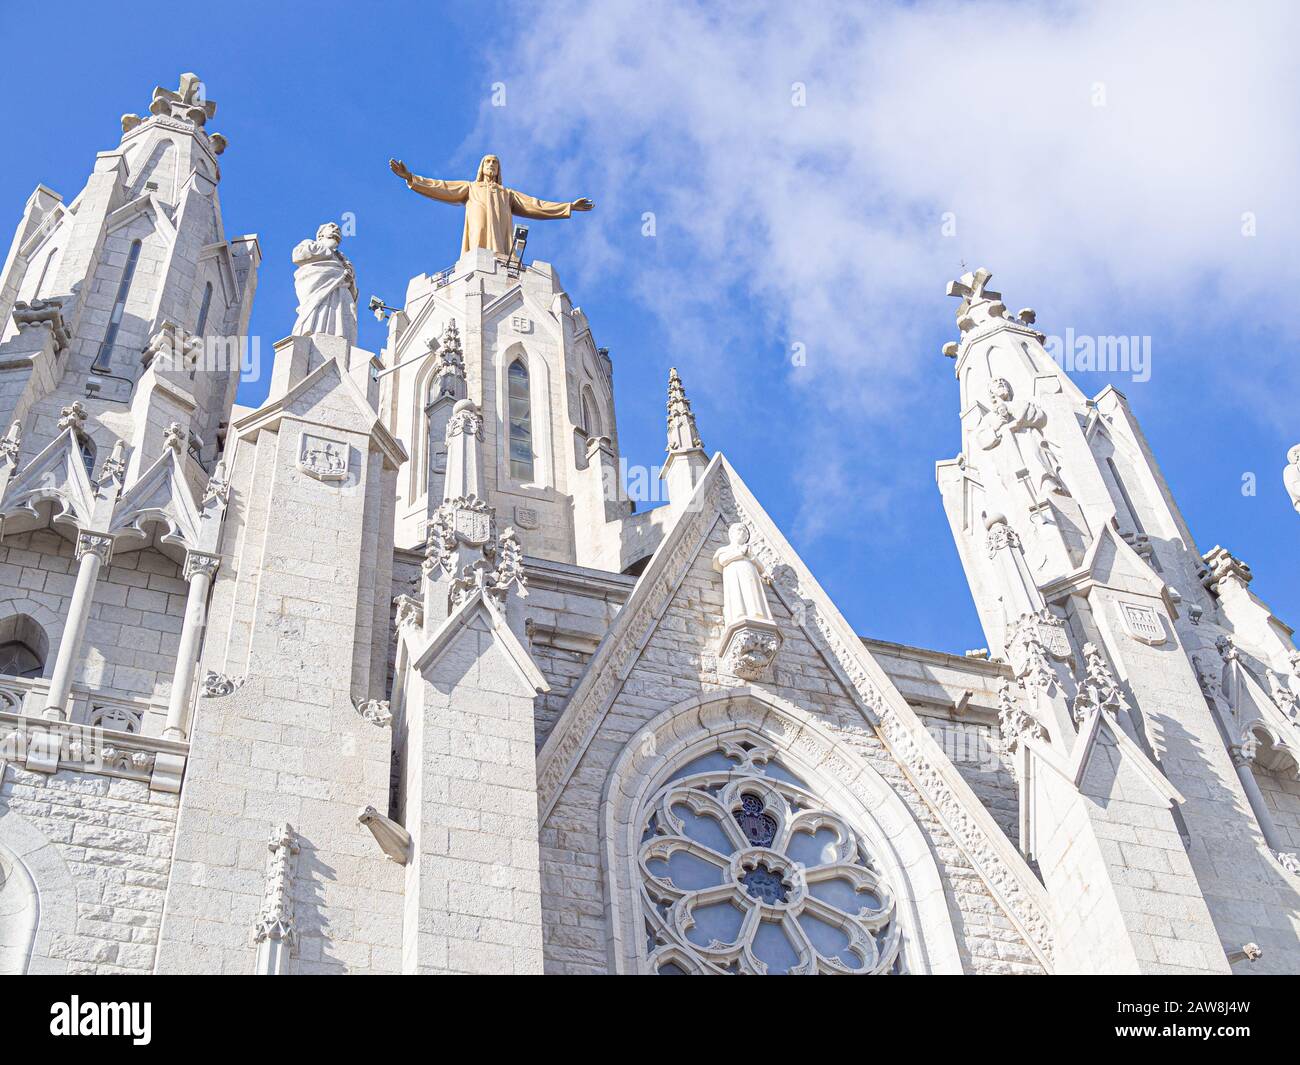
[389,158,413,182]
[571,197,595,212]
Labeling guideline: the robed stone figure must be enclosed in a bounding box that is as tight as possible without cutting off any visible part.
[388,153,593,256]
[291,222,357,344]
[712,524,774,625]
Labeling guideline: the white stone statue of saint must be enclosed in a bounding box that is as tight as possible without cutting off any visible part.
[291,222,357,344]
[975,377,1070,500]
[1285,444,1300,516]
[712,523,773,624]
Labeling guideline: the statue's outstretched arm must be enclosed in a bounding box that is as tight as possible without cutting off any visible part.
[389,159,470,204]
[510,189,594,219]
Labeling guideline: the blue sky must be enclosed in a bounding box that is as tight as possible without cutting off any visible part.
[1,0,1295,654]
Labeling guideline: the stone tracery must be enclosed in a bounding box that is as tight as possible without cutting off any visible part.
[638,739,902,975]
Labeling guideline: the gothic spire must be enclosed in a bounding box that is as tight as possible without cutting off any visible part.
[666,367,703,453]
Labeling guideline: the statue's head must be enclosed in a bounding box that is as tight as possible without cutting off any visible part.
[989,377,1013,402]
[316,222,343,244]
[727,523,750,548]
[1289,443,1300,466]
[476,155,502,184]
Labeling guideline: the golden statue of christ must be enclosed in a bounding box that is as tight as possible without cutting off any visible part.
[388,153,594,256]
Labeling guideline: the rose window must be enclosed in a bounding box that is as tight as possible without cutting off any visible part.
[640,740,902,975]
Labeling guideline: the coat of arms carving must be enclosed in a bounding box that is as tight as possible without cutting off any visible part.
[299,433,349,482]
[1116,600,1166,646]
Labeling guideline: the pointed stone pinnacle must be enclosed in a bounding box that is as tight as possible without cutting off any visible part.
[666,367,703,453]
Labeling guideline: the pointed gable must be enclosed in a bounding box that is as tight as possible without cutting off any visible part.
[537,453,1054,970]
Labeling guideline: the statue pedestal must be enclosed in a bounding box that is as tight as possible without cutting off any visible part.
[717,617,782,681]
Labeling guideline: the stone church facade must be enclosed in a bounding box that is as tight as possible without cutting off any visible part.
[0,74,1296,976]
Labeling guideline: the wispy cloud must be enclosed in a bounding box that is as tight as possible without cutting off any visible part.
[473,0,1300,538]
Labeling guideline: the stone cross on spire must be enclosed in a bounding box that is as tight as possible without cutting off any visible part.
[666,367,703,453]
[151,73,216,126]
[945,267,1007,334]
[121,72,226,153]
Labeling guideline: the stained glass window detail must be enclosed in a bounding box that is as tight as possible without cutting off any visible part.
[92,239,142,373]
[640,740,902,975]
[507,359,534,482]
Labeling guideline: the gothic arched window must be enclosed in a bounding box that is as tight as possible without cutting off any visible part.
[639,740,901,975]
[507,359,534,482]
[0,640,42,679]
[92,238,142,373]
[580,386,601,438]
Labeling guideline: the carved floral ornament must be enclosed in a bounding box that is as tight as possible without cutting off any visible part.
[639,740,902,975]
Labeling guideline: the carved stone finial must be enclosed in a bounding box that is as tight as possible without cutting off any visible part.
[57,401,87,435]
[163,422,186,453]
[254,823,299,946]
[666,367,704,453]
[1071,642,1129,725]
[98,439,127,485]
[203,460,230,506]
[12,297,69,353]
[487,528,528,601]
[1201,545,1251,594]
[427,319,466,396]
[998,677,1043,754]
[945,267,1007,334]
[149,72,216,127]
[0,421,21,466]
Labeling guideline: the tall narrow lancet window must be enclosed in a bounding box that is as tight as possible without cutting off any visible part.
[195,281,214,335]
[580,387,600,438]
[92,239,142,373]
[79,436,96,479]
[507,359,534,482]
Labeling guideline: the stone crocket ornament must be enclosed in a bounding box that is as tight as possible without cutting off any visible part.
[388,153,593,256]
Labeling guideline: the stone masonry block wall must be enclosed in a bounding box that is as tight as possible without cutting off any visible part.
[405,623,544,974]
[158,368,405,974]
[540,520,1046,975]
[921,716,1020,845]
[0,529,184,704]
[0,765,178,973]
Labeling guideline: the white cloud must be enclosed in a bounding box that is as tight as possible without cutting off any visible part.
[474,0,1300,536]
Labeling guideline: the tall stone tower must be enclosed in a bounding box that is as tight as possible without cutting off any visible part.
[0,72,258,481]
[936,269,1300,973]
[381,248,665,573]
